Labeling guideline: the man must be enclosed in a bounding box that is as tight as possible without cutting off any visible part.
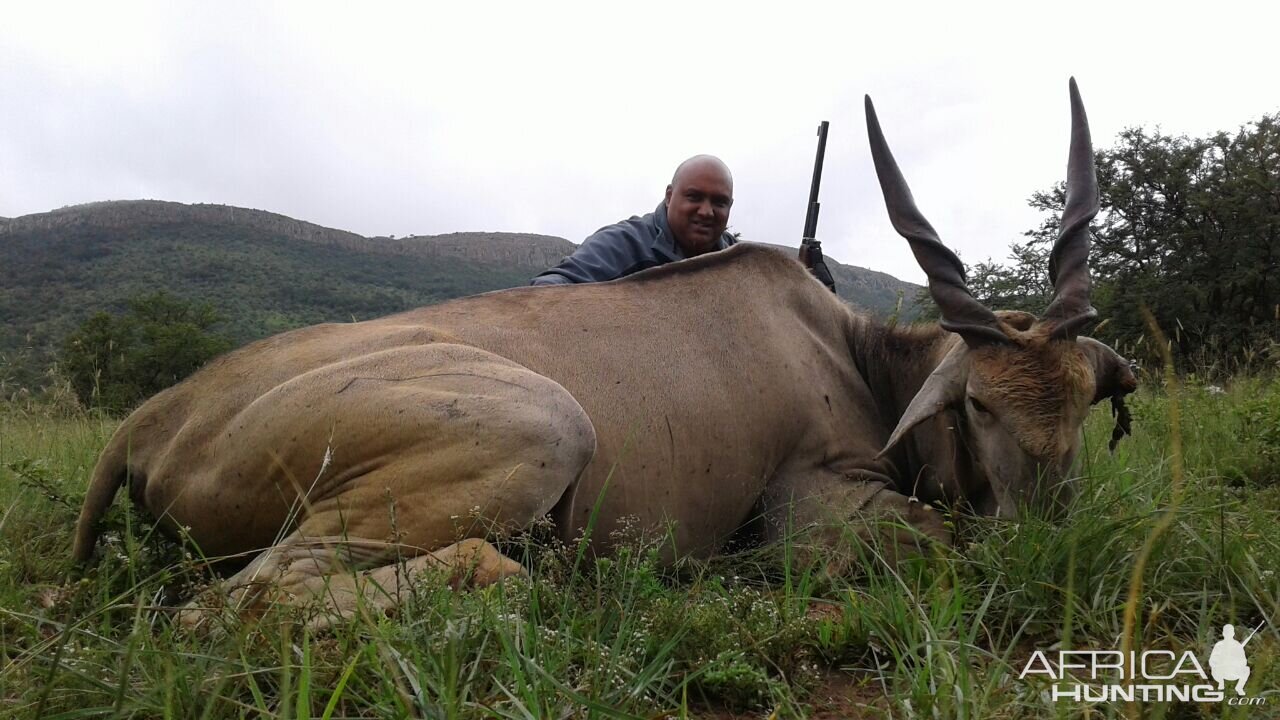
[531,155,736,285]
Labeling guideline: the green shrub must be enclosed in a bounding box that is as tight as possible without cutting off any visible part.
[58,292,233,413]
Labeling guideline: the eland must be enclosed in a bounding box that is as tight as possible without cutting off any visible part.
[73,79,1136,624]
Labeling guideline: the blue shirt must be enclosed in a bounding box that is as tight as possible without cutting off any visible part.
[531,202,737,285]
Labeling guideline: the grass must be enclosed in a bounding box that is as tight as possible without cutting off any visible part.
[1,376,1278,718]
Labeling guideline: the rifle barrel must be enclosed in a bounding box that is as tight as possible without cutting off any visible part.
[803,121,830,240]
[1243,620,1266,646]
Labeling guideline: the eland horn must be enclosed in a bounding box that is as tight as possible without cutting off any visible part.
[1043,77,1101,338]
[865,95,1007,346]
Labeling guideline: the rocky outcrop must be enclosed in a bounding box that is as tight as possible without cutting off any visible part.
[388,233,575,270]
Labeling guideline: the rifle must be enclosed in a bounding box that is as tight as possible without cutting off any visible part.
[799,120,837,293]
[1242,620,1265,646]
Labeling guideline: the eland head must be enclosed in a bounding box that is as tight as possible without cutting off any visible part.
[867,79,1138,518]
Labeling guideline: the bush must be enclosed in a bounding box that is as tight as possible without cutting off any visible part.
[58,292,234,413]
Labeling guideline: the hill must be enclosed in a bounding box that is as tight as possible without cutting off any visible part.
[0,201,919,390]
[755,242,918,318]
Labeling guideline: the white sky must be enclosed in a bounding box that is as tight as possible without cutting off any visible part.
[3,1,1278,284]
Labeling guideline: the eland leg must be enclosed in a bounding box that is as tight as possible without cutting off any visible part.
[757,470,950,575]
[174,343,595,627]
[179,533,525,630]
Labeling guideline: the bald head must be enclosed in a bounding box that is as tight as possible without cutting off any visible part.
[671,154,734,188]
[664,155,734,257]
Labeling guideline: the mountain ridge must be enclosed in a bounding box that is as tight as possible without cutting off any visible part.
[0,200,921,391]
[1,200,576,270]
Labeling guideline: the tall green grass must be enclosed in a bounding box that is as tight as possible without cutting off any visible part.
[1,377,1277,718]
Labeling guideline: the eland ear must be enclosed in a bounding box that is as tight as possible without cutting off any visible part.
[877,343,970,459]
[1077,337,1137,405]
[1078,336,1139,451]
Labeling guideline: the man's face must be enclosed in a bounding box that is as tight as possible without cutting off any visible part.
[665,162,733,256]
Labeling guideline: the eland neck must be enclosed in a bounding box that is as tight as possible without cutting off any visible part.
[849,317,962,502]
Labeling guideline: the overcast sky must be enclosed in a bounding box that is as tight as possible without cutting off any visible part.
[3,1,1278,284]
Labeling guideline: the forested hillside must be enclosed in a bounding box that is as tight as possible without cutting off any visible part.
[0,202,571,390]
[0,201,919,393]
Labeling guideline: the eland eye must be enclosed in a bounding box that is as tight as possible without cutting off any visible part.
[969,396,991,415]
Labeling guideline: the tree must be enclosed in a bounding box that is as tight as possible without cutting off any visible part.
[59,292,234,412]
[949,114,1279,368]
[911,241,1054,322]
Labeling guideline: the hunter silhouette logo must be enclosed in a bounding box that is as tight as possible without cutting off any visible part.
[1210,623,1261,696]
[1020,620,1269,706]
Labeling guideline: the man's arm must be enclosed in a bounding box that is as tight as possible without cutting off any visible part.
[530,270,574,286]
[530,221,656,285]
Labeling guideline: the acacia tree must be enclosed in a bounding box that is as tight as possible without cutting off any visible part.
[60,292,234,413]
